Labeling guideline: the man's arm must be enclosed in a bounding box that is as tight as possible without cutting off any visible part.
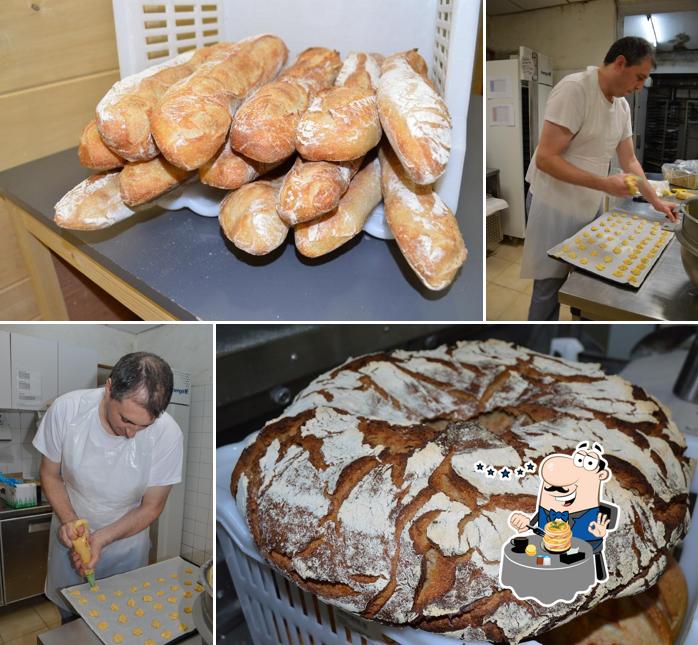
[73,485,173,574]
[535,121,635,198]
[616,136,678,222]
[39,456,82,548]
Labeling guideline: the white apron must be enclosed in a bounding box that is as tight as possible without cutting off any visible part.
[46,389,153,612]
[521,70,630,279]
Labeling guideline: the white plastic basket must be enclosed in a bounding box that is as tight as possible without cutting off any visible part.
[217,433,698,645]
[110,0,480,237]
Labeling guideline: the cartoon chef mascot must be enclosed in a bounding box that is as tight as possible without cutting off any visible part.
[509,441,619,581]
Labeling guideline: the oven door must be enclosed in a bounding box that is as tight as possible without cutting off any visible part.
[1,512,52,604]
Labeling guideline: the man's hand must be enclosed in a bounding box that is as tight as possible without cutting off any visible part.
[588,512,611,538]
[603,174,640,198]
[59,520,83,549]
[510,512,531,533]
[70,529,109,575]
[650,199,679,223]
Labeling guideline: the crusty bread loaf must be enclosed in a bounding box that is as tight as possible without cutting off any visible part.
[377,50,451,185]
[295,85,381,162]
[539,555,686,644]
[78,119,125,171]
[119,156,192,207]
[655,554,688,641]
[277,157,362,225]
[334,52,383,92]
[229,48,341,164]
[296,52,382,162]
[54,172,135,230]
[280,53,381,223]
[231,339,693,644]
[379,144,466,290]
[219,179,288,255]
[294,157,382,257]
[95,46,217,162]
[199,135,280,189]
[151,35,288,171]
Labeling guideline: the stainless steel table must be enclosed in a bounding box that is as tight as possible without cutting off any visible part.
[558,200,697,321]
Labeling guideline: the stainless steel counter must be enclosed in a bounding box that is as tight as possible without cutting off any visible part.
[558,200,697,321]
[0,500,51,521]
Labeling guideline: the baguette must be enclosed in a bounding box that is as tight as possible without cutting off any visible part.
[276,156,362,225]
[199,135,280,190]
[377,50,451,185]
[280,53,381,223]
[379,144,466,290]
[219,179,288,255]
[78,119,125,171]
[296,53,383,162]
[334,52,383,92]
[229,47,341,164]
[151,35,288,171]
[95,46,216,162]
[119,156,193,207]
[294,157,382,257]
[55,172,136,230]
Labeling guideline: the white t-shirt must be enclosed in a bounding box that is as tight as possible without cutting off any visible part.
[33,389,183,488]
[526,67,634,187]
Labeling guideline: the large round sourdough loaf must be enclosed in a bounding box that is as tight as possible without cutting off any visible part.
[230,340,693,643]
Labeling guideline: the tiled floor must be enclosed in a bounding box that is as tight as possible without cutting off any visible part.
[0,596,61,645]
[486,238,573,321]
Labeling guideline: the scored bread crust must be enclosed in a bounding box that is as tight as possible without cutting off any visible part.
[231,339,693,643]
[377,50,451,185]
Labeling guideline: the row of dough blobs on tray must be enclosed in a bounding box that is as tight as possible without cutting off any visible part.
[54,35,467,291]
[66,571,204,645]
[552,212,671,285]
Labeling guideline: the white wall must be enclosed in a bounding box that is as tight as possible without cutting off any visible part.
[0,324,135,479]
[180,382,213,566]
[134,324,213,566]
[487,0,617,83]
[0,324,135,367]
[0,411,42,479]
[134,324,212,387]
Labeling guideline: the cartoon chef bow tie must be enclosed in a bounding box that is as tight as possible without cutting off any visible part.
[549,510,570,522]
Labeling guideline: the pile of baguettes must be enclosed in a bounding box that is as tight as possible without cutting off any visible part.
[55,34,467,290]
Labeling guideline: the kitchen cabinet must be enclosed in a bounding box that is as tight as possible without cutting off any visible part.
[0,512,52,604]
[10,334,58,410]
[58,343,98,396]
[0,332,10,409]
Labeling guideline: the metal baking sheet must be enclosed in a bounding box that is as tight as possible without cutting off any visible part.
[548,209,675,289]
[62,556,204,645]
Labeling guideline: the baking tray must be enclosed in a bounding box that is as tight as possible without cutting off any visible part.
[548,209,674,288]
[62,556,205,645]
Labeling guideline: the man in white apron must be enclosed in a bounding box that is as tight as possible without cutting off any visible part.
[521,36,678,320]
[33,352,183,620]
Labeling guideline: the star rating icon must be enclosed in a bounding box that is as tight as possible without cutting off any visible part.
[485,466,497,478]
[524,461,536,474]
[474,460,486,473]
[515,467,525,478]
[499,468,511,480]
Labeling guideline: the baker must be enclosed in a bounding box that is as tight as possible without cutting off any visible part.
[510,442,616,581]
[521,36,678,321]
[33,352,183,620]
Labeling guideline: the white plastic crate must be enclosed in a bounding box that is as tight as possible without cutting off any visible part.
[110,0,480,226]
[217,433,698,645]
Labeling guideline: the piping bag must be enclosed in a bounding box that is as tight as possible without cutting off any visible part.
[71,519,96,588]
